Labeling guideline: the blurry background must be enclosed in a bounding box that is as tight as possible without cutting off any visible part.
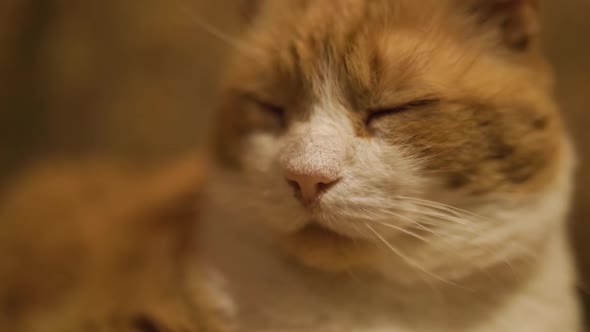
[0,0,588,310]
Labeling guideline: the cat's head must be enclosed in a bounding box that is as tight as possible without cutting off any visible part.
[212,0,575,284]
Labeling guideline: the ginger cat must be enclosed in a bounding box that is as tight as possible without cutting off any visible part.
[204,0,582,331]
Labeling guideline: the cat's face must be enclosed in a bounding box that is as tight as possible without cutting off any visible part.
[213,0,575,283]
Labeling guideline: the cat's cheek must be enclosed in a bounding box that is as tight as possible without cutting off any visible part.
[240,133,283,173]
[354,136,432,190]
[220,133,311,233]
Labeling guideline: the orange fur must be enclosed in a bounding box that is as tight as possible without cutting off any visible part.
[0,158,234,332]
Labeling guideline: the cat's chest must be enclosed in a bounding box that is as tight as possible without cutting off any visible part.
[200,217,577,332]
[217,256,407,332]
[201,220,412,332]
[229,267,402,332]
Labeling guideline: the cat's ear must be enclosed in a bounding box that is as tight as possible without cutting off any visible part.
[468,0,540,51]
[239,0,262,23]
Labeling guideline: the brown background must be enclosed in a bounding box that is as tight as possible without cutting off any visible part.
[542,1,590,289]
[0,0,588,301]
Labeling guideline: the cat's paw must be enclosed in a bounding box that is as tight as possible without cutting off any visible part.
[186,264,238,332]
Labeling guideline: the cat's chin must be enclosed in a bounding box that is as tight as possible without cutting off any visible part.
[280,222,379,272]
[295,222,354,243]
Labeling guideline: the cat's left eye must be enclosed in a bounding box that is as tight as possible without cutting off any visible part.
[366,99,440,125]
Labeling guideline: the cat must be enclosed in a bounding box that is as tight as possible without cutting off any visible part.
[202,0,583,331]
[0,158,236,332]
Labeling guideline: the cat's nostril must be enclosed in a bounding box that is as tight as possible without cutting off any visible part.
[317,180,338,195]
[287,179,301,192]
[286,179,304,202]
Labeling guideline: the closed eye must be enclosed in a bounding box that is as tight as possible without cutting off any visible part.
[366,98,440,125]
[244,93,286,123]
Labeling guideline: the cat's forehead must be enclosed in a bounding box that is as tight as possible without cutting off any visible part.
[233,0,476,105]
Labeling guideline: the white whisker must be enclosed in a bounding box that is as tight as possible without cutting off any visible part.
[378,210,443,238]
[398,195,491,222]
[369,220,430,243]
[173,0,263,60]
[364,223,465,289]
[416,210,478,228]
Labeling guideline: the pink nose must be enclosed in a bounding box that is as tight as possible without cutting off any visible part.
[285,170,340,203]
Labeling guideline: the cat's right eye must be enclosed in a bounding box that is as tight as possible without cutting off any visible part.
[242,93,287,130]
[252,98,285,121]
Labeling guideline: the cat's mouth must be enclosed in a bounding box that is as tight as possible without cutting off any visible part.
[289,220,366,246]
[282,220,376,271]
[296,222,353,241]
